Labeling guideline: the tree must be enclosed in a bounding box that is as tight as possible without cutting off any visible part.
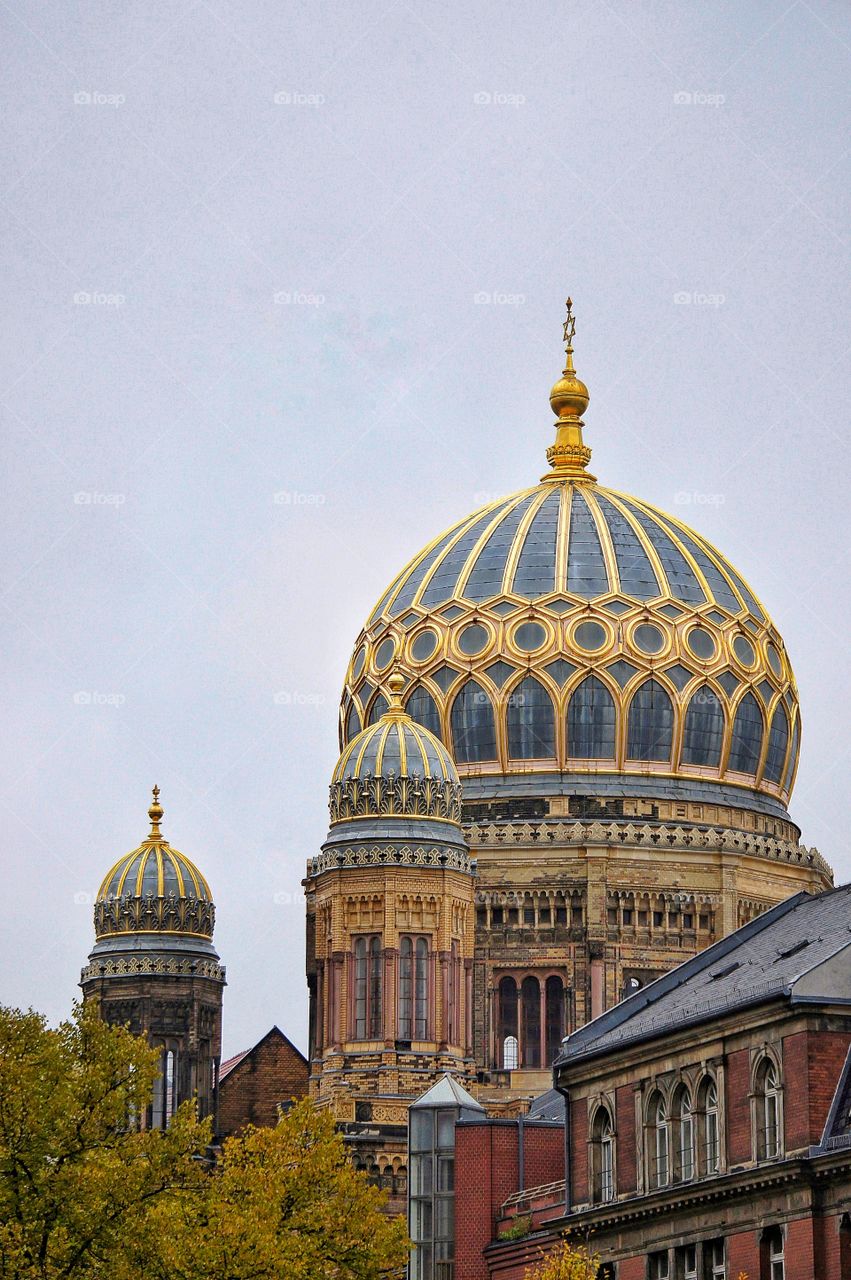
[524,1238,601,1280]
[0,1004,408,1280]
[0,1002,209,1280]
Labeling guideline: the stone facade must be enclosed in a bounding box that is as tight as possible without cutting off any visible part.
[217,1026,309,1137]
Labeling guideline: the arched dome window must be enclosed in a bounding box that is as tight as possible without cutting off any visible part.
[681,685,725,767]
[626,679,674,762]
[346,702,362,741]
[405,686,442,740]
[507,676,556,760]
[368,693,388,725]
[567,675,616,760]
[450,680,497,764]
[763,703,789,784]
[728,692,763,775]
[784,717,799,792]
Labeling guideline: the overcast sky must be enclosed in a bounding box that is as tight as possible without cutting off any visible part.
[2,1,849,1057]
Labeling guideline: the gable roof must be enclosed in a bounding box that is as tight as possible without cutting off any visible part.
[411,1072,484,1111]
[219,1025,307,1081]
[557,884,851,1068]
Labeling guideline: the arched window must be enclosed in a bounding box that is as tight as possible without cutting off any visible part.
[755,1057,781,1160]
[763,704,789,784]
[648,1092,669,1188]
[450,679,498,763]
[626,679,674,762]
[545,976,565,1064]
[507,677,556,759]
[591,1106,615,1204]
[698,1076,720,1175]
[728,691,763,774]
[521,976,541,1068]
[354,935,382,1039]
[406,686,442,739]
[567,675,616,760]
[681,685,724,766]
[368,693,388,724]
[345,701,362,741]
[760,1226,784,1280]
[497,977,518,1069]
[399,937,429,1041]
[447,939,461,1046]
[673,1085,694,1182]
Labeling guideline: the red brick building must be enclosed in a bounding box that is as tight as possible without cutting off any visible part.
[452,884,851,1280]
[217,1025,308,1137]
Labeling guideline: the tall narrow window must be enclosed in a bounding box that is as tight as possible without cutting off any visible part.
[399,937,430,1041]
[354,935,382,1039]
[406,686,442,739]
[497,976,518,1069]
[545,975,564,1064]
[450,680,498,763]
[673,1086,694,1182]
[728,691,763,774]
[681,685,725,766]
[592,1106,615,1204]
[649,1092,670,1188]
[755,1058,781,1159]
[368,935,382,1038]
[164,1049,176,1126]
[567,675,616,759]
[448,940,461,1045]
[414,938,429,1039]
[626,678,674,762]
[675,1245,698,1280]
[839,1213,851,1280]
[502,1035,519,1070]
[760,1226,784,1280]
[649,1252,670,1280]
[521,976,541,1068]
[699,1077,720,1174]
[506,676,556,759]
[763,704,789,784]
[705,1239,725,1280]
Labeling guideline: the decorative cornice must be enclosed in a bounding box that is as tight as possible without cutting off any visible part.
[308,842,473,878]
[81,953,225,983]
[329,773,463,825]
[94,893,215,940]
[464,817,829,876]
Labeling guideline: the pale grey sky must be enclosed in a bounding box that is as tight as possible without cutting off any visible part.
[2,1,849,1057]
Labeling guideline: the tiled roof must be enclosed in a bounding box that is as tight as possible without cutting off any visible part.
[557,884,851,1066]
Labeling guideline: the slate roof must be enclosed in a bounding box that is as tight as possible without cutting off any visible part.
[557,884,851,1067]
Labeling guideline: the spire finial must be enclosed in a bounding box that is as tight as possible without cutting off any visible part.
[543,297,595,484]
[385,671,406,714]
[148,785,164,839]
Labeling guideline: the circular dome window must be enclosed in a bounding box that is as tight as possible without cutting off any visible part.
[457,623,489,656]
[374,636,396,671]
[632,623,665,655]
[573,620,608,652]
[687,627,716,661]
[733,634,755,667]
[410,629,438,663]
[513,620,547,652]
[352,646,366,679]
[766,642,782,677]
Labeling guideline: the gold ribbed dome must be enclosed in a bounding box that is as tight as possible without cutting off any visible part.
[339,304,800,814]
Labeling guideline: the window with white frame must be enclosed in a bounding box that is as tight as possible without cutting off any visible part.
[754,1057,781,1160]
[399,936,429,1040]
[674,1244,697,1280]
[673,1085,694,1182]
[649,1091,670,1189]
[705,1238,725,1279]
[648,1251,669,1280]
[760,1226,784,1280]
[699,1076,720,1175]
[591,1105,615,1203]
[353,935,382,1039]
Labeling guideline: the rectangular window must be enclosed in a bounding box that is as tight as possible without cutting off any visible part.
[683,913,693,929]
[653,911,664,927]
[607,908,618,925]
[492,907,504,925]
[539,907,551,923]
[675,1245,697,1280]
[556,906,568,925]
[523,907,535,924]
[623,908,633,925]
[699,913,709,929]
[705,1239,725,1279]
[508,908,519,925]
[649,1251,670,1280]
[638,910,648,926]
[571,905,583,925]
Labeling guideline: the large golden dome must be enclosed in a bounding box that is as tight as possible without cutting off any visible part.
[339,303,800,818]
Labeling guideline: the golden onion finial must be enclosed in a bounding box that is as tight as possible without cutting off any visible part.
[385,671,406,715]
[544,297,595,483]
[148,784,164,839]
